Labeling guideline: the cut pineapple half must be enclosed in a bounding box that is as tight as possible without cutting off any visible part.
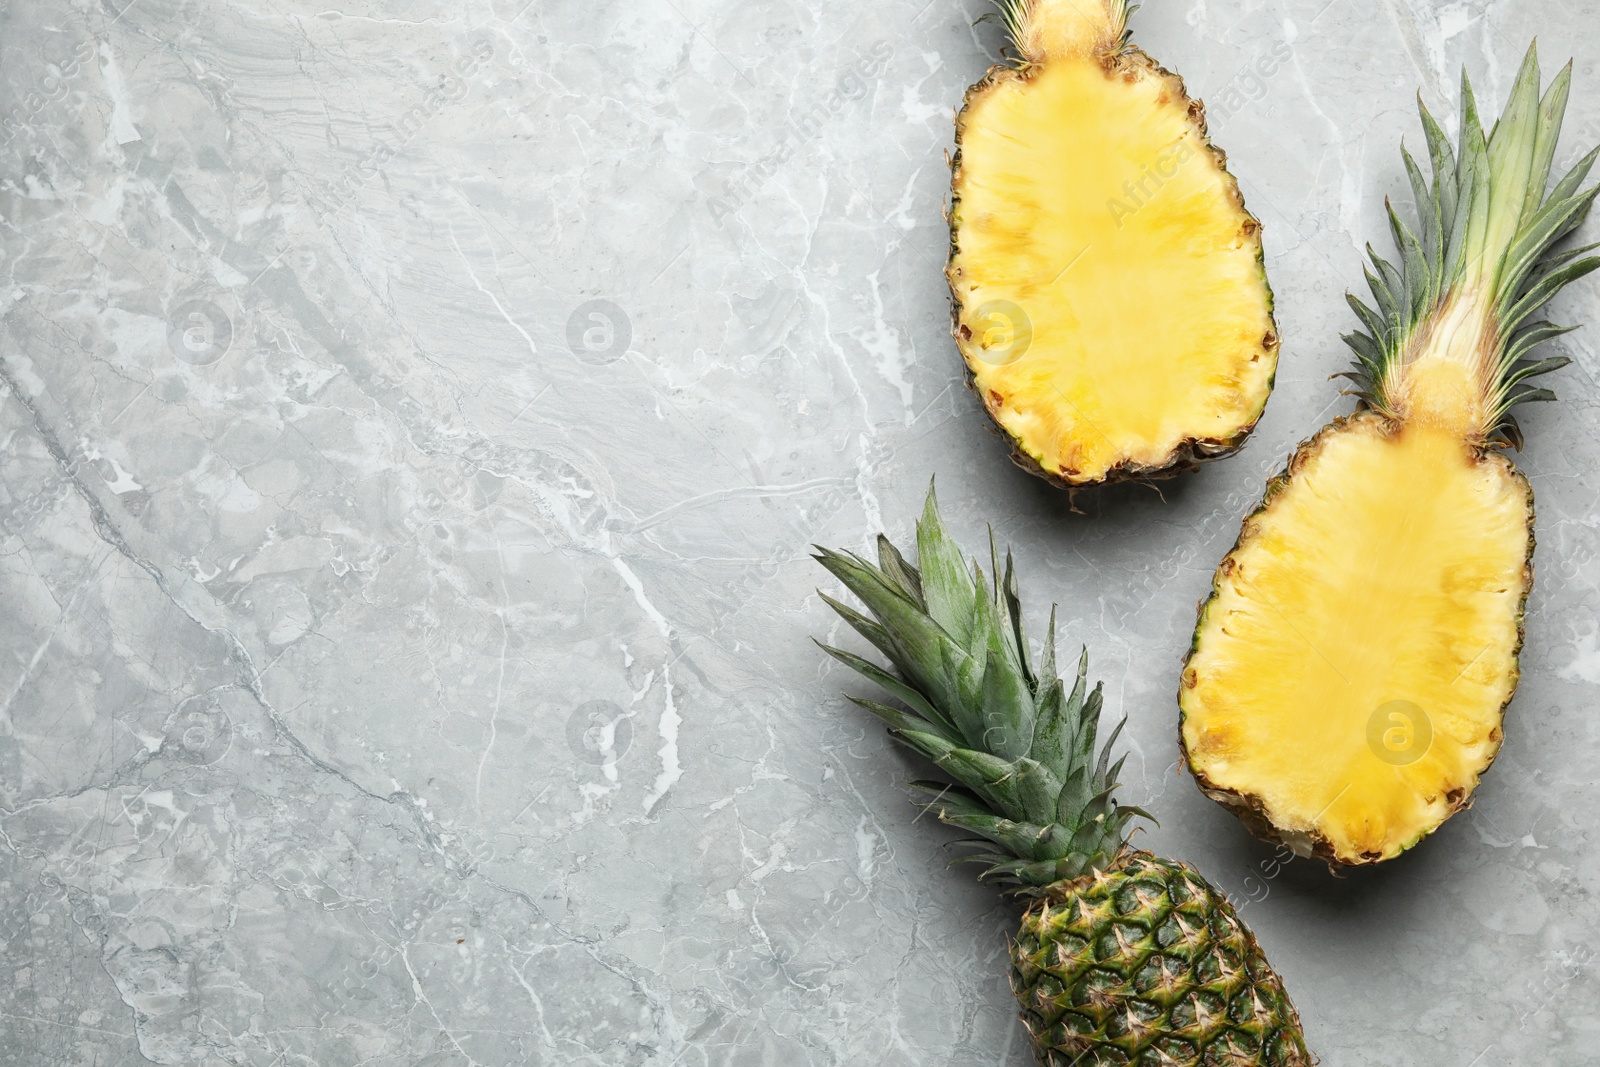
[1182,45,1599,865]
[948,0,1277,488]
[1182,414,1529,862]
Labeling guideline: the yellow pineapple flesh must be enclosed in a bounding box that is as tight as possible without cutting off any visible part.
[1184,413,1529,862]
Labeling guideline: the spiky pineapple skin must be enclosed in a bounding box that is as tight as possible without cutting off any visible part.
[1011,852,1311,1066]
[946,50,1279,491]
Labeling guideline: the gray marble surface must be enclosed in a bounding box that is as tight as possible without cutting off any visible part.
[1,0,1598,1064]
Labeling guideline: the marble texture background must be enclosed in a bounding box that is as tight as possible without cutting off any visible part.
[1,0,1598,1063]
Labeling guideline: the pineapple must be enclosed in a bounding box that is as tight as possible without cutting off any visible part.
[948,0,1279,489]
[815,489,1311,1066]
[1181,44,1599,866]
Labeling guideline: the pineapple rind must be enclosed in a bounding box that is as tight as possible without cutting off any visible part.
[1179,412,1534,867]
[947,51,1278,491]
[1013,852,1311,1066]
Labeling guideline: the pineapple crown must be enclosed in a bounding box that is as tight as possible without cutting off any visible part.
[1342,42,1600,447]
[813,485,1149,892]
[990,0,1135,65]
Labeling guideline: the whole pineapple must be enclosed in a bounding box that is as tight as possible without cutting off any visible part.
[948,0,1279,488]
[1182,44,1599,866]
[815,489,1310,1066]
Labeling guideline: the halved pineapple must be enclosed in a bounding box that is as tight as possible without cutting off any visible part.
[1184,414,1531,862]
[948,0,1278,488]
[1182,46,1598,865]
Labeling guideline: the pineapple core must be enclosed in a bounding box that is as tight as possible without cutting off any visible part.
[950,58,1276,483]
[1018,0,1126,60]
[1383,288,1505,437]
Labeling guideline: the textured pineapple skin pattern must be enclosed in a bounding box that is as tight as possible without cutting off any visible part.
[1011,853,1310,1066]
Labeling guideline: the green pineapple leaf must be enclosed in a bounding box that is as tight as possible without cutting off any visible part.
[1342,42,1600,445]
[815,485,1148,890]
